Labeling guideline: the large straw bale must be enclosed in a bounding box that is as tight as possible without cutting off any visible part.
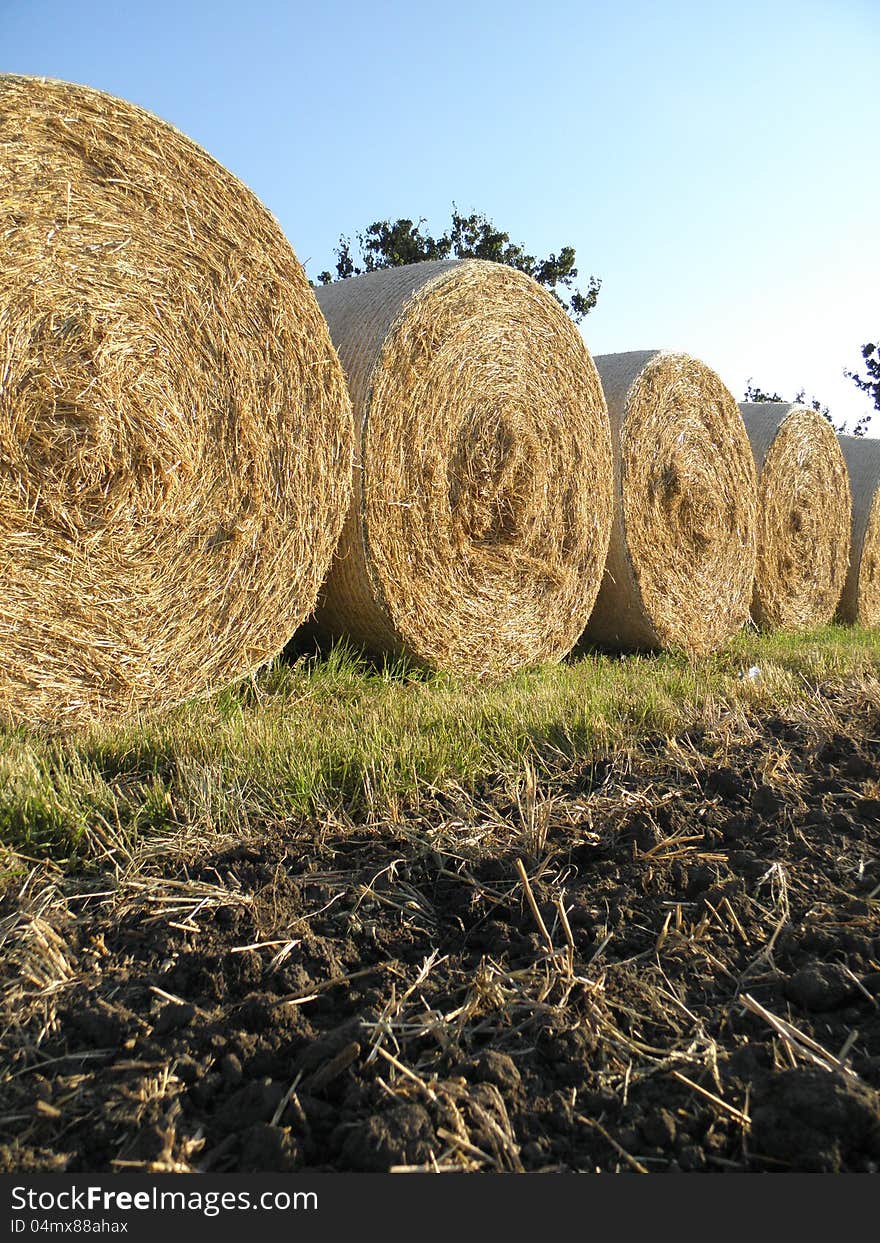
[0,76,353,727]
[585,351,758,653]
[739,403,850,629]
[313,259,613,673]
[837,434,880,626]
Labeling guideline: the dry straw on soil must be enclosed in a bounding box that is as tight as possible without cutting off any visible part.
[314,259,613,674]
[0,76,353,728]
[584,351,758,654]
[837,434,880,627]
[739,403,851,630]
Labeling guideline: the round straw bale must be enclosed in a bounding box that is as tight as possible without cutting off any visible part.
[739,403,851,629]
[836,434,880,626]
[0,75,353,727]
[312,259,613,673]
[584,351,758,653]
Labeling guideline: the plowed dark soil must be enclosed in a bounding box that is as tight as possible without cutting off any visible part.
[1,691,879,1173]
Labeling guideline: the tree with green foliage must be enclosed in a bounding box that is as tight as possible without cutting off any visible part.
[743,380,785,403]
[845,342,880,417]
[793,388,832,421]
[317,207,600,322]
[743,379,870,437]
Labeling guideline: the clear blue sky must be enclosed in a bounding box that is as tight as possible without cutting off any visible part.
[3,0,878,431]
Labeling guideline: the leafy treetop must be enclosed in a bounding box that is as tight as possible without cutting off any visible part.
[743,378,870,438]
[743,381,785,404]
[317,207,600,323]
[845,342,880,418]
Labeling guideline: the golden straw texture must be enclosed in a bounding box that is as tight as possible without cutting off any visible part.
[585,351,758,653]
[0,75,353,727]
[739,403,850,629]
[837,434,880,626]
[313,259,613,674]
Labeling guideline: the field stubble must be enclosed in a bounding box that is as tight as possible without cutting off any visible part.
[0,629,878,1172]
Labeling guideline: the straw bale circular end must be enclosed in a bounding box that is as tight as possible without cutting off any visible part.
[0,75,353,727]
[314,259,613,674]
[739,403,850,629]
[837,434,880,626]
[585,351,758,654]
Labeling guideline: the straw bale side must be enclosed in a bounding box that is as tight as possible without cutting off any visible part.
[837,434,880,626]
[0,75,353,726]
[585,351,757,653]
[314,259,613,673]
[739,403,850,629]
